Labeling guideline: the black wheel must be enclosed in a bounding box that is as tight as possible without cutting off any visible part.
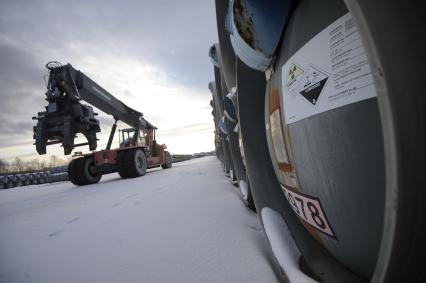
[117,151,130,179]
[118,149,147,178]
[73,156,101,185]
[161,151,172,169]
[67,158,81,185]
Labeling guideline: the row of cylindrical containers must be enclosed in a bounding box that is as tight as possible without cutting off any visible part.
[0,172,49,189]
[0,171,69,189]
[209,1,425,282]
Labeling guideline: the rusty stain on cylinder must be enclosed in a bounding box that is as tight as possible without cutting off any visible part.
[233,0,262,52]
[269,86,280,114]
[269,85,292,172]
[268,83,327,247]
[278,162,292,172]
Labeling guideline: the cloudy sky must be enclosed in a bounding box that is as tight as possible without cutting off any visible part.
[0,0,218,162]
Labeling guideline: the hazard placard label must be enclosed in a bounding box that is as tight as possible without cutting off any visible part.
[281,13,377,123]
[286,63,304,86]
[298,65,328,106]
[285,63,304,98]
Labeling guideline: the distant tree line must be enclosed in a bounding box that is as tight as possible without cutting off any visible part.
[0,155,70,175]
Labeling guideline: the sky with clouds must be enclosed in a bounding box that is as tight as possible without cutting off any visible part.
[0,0,218,162]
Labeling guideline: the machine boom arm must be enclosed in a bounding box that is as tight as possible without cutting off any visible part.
[33,62,155,155]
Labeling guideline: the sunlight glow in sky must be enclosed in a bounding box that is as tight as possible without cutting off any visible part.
[0,0,218,162]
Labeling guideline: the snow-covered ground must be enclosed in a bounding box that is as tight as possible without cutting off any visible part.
[0,156,278,283]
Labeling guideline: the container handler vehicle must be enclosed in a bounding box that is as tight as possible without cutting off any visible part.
[33,62,172,186]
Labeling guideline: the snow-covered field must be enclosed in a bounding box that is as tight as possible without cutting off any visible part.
[0,156,278,283]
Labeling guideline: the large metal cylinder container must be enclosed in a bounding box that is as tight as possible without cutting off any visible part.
[213,0,426,282]
[212,3,257,207]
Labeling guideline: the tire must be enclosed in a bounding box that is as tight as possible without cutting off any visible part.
[68,158,81,186]
[117,151,130,179]
[74,156,101,185]
[161,151,172,169]
[118,149,147,178]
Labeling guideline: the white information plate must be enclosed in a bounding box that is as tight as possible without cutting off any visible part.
[281,12,377,124]
[282,185,336,238]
